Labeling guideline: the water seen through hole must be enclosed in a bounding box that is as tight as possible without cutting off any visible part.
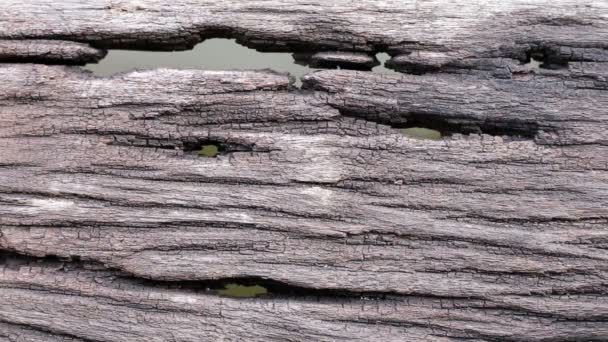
[84,39,399,87]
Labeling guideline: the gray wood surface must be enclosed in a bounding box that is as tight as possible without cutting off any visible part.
[0,1,607,341]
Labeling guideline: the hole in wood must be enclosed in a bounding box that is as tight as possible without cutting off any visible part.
[1,252,398,300]
[106,135,259,156]
[151,277,394,300]
[524,49,569,70]
[522,57,544,70]
[83,39,399,87]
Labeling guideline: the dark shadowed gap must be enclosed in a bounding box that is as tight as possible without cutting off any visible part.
[83,39,400,86]
[105,134,259,157]
[332,107,537,140]
[182,140,255,157]
[527,49,569,70]
[393,114,538,140]
[0,251,425,301]
[141,276,397,300]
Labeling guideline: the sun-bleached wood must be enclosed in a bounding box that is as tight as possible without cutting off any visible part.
[0,40,106,64]
[1,63,607,341]
[1,0,607,72]
[1,1,607,341]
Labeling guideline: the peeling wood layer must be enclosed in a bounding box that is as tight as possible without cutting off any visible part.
[0,40,106,65]
[1,1,607,341]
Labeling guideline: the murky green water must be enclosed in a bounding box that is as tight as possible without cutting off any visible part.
[401,127,442,140]
[198,144,219,158]
[84,39,398,86]
[218,283,268,298]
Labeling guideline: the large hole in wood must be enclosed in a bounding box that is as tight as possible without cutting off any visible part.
[0,251,101,271]
[83,39,399,87]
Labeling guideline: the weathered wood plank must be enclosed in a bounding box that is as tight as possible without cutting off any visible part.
[0,40,106,64]
[303,69,608,145]
[0,64,607,341]
[1,1,607,341]
[1,0,607,73]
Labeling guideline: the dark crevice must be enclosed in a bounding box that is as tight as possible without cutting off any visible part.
[0,319,99,342]
[399,114,539,139]
[135,276,401,300]
[0,250,400,301]
[300,76,542,139]
[525,47,570,70]
[0,56,103,66]
[0,250,454,302]
[182,140,260,157]
[3,249,608,329]
[334,109,539,140]
[0,250,108,272]
[106,133,265,156]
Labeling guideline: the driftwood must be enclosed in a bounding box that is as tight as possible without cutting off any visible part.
[1,1,607,341]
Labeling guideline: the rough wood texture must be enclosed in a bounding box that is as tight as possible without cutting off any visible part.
[302,69,608,145]
[2,254,608,342]
[1,1,607,341]
[1,63,607,341]
[2,0,608,71]
[295,52,380,70]
[0,40,106,64]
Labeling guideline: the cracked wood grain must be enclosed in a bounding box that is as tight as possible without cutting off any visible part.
[1,1,607,341]
[1,0,607,75]
[1,253,607,342]
[302,69,608,145]
[0,40,106,65]
[0,63,607,341]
